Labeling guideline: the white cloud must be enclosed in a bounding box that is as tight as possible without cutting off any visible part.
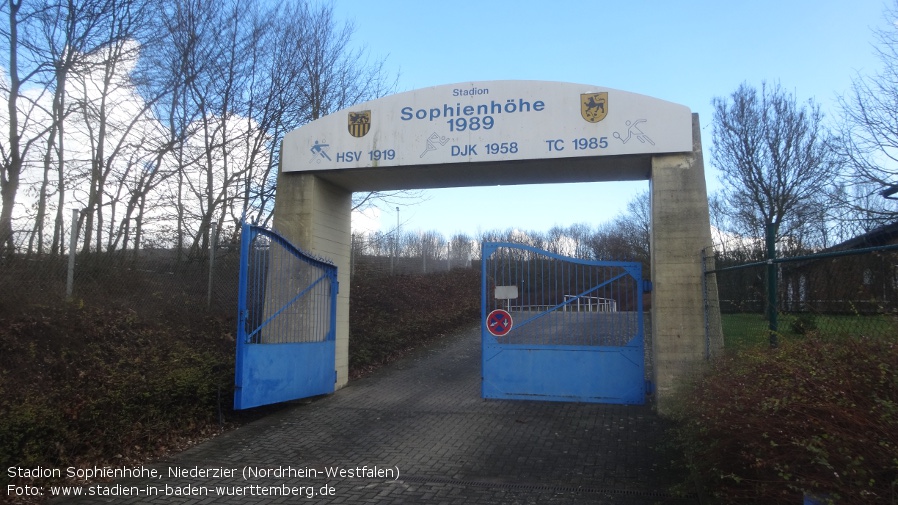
[711,225,757,252]
[351,206,381,235]
[2,37,277,251]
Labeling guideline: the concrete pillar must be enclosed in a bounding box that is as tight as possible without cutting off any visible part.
[650,113,721,414]
[272,173,351,389]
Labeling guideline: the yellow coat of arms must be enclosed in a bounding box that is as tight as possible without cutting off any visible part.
[580,92,608,123]
[348,110,371,137]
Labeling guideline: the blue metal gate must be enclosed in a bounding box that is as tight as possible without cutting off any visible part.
[481,242,648,404]
[234,224,338,410]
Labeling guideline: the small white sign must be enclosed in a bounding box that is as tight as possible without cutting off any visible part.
[282,80,692,173]
[494,285,519,300]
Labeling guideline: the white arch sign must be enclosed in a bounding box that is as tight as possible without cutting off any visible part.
[282,81,692,173]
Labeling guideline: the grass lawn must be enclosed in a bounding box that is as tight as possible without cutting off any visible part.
[721,312,898,350]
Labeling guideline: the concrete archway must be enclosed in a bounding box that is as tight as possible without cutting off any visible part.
[271,81,721,412]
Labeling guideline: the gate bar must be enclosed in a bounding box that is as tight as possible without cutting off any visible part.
[514,271,629,330]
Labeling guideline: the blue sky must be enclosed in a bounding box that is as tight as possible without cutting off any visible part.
[333,0,888,238]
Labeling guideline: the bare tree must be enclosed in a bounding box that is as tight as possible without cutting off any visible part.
[3,0,398,257]
[618,190,651,264]
[709,191,762,259]
[448,232,474,268]
[143,0,217,255]
[566,223,593,260]
[235,1,307,229]
[418,230,444,273]
[544,225,571,256]
[1,0,53,253]
[28,0,131,255]
[576,191,651,267]
[146,0,398,255]
[295,1,403,218]
[711,81,837,249]
[146,0,275,257]
[297,2,394,123]
[837,0,898,222]
[2,0,167,256]
[75,0,161,254]
[587,221,634,262]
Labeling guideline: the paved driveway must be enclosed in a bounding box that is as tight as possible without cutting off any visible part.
[54,324,697,504]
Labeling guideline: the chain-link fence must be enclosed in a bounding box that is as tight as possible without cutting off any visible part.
[1,226,485,320]
[705,244,898,351]
[350,232,477,278]
[0,222,241,320]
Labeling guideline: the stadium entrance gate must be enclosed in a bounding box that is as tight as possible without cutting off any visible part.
[256,80,721,413]
[481,242,648,404]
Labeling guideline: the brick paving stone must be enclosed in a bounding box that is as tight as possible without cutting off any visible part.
[51,323,697,505]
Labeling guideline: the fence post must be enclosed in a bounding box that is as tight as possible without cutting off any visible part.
[350,236,356,279]
[392,207,398,275]
[701,248,711,359]
[766,222,779,347]
[207,220,217,308]
[66,209,79,300]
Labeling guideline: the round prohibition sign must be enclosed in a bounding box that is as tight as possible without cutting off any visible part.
[486,309,514,337]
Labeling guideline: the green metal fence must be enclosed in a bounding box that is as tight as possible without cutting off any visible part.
[704,244,898,351]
